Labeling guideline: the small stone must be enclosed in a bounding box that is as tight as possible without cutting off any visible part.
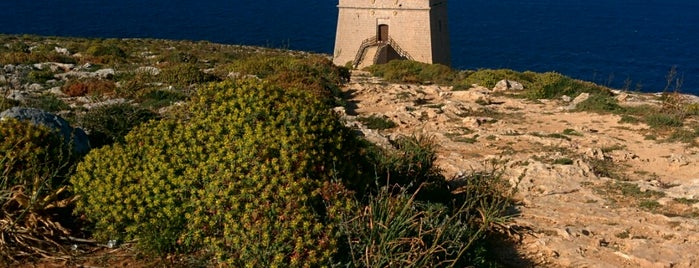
[54,47,70,55]
[94,68,115,79]
[493,79,524,91]
[136,66,161,76]
[27,83,44,91]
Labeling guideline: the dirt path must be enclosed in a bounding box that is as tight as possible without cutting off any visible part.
[341,71,699,267]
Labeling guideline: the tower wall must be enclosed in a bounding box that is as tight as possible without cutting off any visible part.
[333,0,450,67]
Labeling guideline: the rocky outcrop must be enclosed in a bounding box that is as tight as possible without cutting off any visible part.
[341,70,699,267]
[0,107,90,154]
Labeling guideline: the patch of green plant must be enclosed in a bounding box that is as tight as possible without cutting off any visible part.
[527,74,612,100]
[230,54,350,105]
[447,134,479,144]
[159,63,218,88]
[0,98,21,111]
[366,60,456,85]
[666,127,699,146]
[24,94,70,112]
[137,88,189,109]
[619,114,641,124]
[575,94,625,114]
[587,157,621,179]
[644,113,683,128]
[601,144,626,153]
[357,114,397,130]
[84,40,127,63]
[26,69,56,84]
[531,132,571,141]
[615,230,630,239]
[77,102,159,148]
[553,158,574,165]
[329,163,518,267]
[562,128,583,136]
[674,197,699,205]
[639,200,662,211]
[457,68,533,89]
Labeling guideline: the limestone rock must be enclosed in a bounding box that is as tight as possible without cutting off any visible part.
[493,79,524,91]
[136,66,161,76]
[94,68,115,79]
[54,47,70,55]
[564,92,590,110]
[0,107,90,154]
[27,83,44,91]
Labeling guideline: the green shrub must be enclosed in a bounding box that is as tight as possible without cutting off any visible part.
[77,102,158,148]
[159,63,217,87]
[26,69,56,84]
[366,60,456,85]
[575,94,625,114]
[458,69,528,89]
[24,94,71,113]
[137,89,189,109]
[71,79,360,265]
[86,43,126,58]
[527,75,611,99]
[645,113,683,129]
[230,54,350,105]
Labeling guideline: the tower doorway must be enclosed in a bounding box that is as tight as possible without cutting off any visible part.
[378,24,389,42]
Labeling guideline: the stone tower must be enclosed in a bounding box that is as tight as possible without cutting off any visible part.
[333,0,450,68]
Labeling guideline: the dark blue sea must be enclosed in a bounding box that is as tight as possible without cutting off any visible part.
[1,0,698,94]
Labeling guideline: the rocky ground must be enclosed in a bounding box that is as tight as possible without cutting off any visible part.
[341,70,699,268]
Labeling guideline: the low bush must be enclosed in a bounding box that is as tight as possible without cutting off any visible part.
[26,69,56,84]
[84,41,127,63]
[458,69,530,89]
[575,94,625,114]
[366,60,456,85]
[137,88,189,109]
[24,94,71,113]
[77,102,158,148]
[158,63,218,88]
[71,79,362,265]
[61,78,116,97]
[229,54,350,105]
[527,75,611,99]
